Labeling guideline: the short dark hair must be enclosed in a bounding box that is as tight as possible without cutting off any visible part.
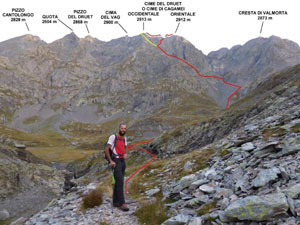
[119,123,126,128]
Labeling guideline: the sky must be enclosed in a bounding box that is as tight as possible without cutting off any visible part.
[0,0,299,54]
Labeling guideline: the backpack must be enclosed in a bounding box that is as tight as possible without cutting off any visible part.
[103,134,126,162]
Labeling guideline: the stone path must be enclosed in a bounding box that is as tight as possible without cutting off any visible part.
[11,184,140,225]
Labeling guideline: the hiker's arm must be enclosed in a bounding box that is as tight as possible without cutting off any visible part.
[104,144,115,166]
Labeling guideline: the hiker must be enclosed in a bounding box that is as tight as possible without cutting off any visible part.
[104,123,129,211]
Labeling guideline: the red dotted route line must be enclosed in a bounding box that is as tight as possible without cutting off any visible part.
[146,32,242,109]
[125,139,156,193]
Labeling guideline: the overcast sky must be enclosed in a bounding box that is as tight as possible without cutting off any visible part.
[0,0,299,54]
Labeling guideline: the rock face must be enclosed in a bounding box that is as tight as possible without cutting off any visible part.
[151,64,300,224]
[146,63,300,158]
[0,32,220,141]
[1,33,299,142]
[1,33,300,225]
[0,144,68,220]
[208,35,300,97]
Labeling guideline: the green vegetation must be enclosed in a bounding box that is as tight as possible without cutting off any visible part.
[196,201,217,216]
[27,147,99,163]
[0,109,14,123]
[135,191,169,225]
[80,187,104,211]
[218,148,230,157]
[263,127,287,139]
[0,125,66,147]
[161,127,182,143]
[0,218,13,225]
[291,123,300,133]
[0,88,22,100]
[23,115,40,125]
[51,103,63,111]
[126,159,164,199]
[60,121,102,136]
[59,117,136,151]
[171,147,215,179]
[127,147,215,199]
[98,222,110,225]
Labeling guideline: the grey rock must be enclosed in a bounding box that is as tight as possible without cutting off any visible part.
[277,139,300,157]
[229,194,239,202]
[184,161,194,171]
[190,179,209,190]
[241,142,255,151]
[244,124,258,132]
[252,167,281,188]
[10,217,27,225]
[223,193,289,221]
[187,217,203,225]
[179,208,197,216]
[199,184,216,193]
[279,167,290,181]
[146,188,160,197]
[209,211,219,219]
[192,190,205,198]
[204,168,217,177]
[219,197,230,210]
[0,209,10,220]
[172,174,196,193]
[35,222,48,225]
[218,210,229,223]
[224,165,234,172]
[39,213,49,221]
[287,195,296,216]
[185,196,209,208]
[161,214,192,225]
[215,188,234,199]
[166,200,185,209]
[284,183,300,199]
[179,192,193,200]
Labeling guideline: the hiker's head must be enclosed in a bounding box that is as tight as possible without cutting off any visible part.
[119,123,127,136]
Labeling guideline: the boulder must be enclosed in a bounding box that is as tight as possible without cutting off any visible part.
[172,174,196,193]
[185,196,209,208]
[241,142,255,151]
[199,184,215,193]
[284,183,300,199]
[251,167,281,188]
[190,179,209,190]
[0,209,10,220]
[222,193,289,222]
[244,124,258,132]
[188,217,203,225]
[146,188,160,197]
[274,138,300,157]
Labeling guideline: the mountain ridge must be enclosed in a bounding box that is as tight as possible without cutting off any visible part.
[0,32,299,146]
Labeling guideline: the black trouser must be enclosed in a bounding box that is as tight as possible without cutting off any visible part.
[112,157,126,206]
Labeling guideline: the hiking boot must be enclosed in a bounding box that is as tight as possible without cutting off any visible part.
[118,203,129,211]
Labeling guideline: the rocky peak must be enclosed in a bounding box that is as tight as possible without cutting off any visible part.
[82,35,96,43]
[208,35,300,96]
[23,34,42,42]
[49,32,80,51]
[0,34,46,57]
